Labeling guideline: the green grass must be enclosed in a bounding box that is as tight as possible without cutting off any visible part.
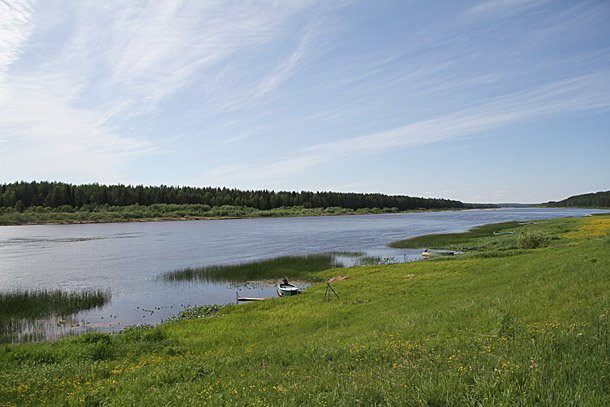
[388,218,586,253]
[389,221,522,250]
[0,216,608,405]
[0,290,110,344]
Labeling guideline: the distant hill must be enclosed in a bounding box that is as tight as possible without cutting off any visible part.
[546,191,610,208]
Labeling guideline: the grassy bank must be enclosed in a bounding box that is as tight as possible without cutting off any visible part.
[1,216,608,405]
[389,221,522,250]
[388,218,589,253]
[0,204,434,226]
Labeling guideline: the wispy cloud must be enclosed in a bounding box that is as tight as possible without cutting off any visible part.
[1,1,608,202]
[0,75,152,182]
[0,0,34,102]
[0,0,326,182]
[209,71,610,183]
[466,0,547,17]
[50,1,324,117]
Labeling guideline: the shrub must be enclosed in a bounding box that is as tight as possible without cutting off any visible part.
[519,232,548,249]
[120,325,167,343]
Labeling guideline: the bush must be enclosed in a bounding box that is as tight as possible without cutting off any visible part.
[120,325,167,343]
[519,232,548,249]
[78,332,111,345]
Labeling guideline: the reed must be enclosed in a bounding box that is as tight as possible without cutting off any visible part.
[0,289,110,343]
[0,289,110,322]
[162,253,342,282]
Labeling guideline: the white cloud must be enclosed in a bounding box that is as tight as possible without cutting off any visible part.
[466,0,547,17]
[0,75,152,182]
[60,0,323,116]
[0,0,34,102]
[0,0,326,182]
[209,71,610,183]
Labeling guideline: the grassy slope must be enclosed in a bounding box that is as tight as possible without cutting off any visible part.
[0,216,608,405]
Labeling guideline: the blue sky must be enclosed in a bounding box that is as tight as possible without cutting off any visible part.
[0,0,609,203]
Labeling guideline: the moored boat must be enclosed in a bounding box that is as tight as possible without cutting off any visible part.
[422,250,455,258]
[277,283,300,297]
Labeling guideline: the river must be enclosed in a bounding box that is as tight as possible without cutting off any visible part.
[0,207,606,341]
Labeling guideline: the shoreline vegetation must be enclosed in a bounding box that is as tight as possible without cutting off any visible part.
[0,204,466,226]
[1,214,608,404]
[162,252,382,283]
[0,181,494,226]
[0,290,110,344]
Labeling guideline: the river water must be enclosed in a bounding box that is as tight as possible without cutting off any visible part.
[0,208,606,340]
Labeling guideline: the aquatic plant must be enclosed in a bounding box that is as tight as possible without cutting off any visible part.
[0,289,110,343]
[162,253,343,282]
[0,289,110,321]
[178,305,223,320]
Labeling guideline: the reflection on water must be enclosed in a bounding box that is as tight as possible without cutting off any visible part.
[0,208,607,342]
[0,289,111,343]
[1,316,92,343]
[0,232,143,247]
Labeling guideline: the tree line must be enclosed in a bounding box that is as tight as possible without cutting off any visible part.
[0,181,466,211]
[546,190,610,208]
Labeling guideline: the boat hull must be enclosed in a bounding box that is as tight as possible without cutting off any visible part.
[277,284,300,297]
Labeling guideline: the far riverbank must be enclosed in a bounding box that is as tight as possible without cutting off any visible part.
[0,205,481,227]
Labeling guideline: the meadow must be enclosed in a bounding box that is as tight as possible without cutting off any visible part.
[0,215,608,405]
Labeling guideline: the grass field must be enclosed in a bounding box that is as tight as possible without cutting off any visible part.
[0,215,608,405]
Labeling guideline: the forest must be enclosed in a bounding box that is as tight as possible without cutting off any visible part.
[0,181,466,212]
[546,190,610,208]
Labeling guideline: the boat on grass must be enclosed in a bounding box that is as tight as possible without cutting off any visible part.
[422,250,455,258]
[277,283,300,297]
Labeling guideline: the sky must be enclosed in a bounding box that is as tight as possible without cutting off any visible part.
[1,0,609,203]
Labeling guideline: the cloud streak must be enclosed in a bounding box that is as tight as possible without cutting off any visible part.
[209,71,610,182]
[0,0,326,182]
[0,0,34,102]
[466,0,547,17]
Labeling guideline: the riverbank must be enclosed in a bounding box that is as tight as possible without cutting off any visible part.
[1,214,608,405]
[0,205,470,226]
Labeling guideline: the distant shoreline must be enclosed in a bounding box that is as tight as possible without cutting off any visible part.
[0,207,473,227]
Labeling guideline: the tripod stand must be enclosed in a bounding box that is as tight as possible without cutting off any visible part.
[324,282,340,302]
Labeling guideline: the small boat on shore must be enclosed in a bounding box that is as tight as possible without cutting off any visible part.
[277,283,300,297]
[422,250,455,258]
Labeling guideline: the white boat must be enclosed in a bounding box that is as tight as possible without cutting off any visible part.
[277,283,300,297]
